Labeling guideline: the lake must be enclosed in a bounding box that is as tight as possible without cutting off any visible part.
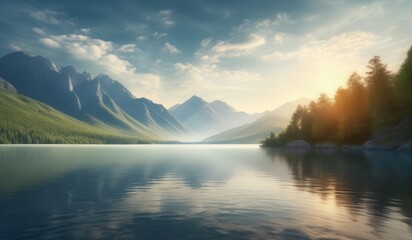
[0,145,411,240]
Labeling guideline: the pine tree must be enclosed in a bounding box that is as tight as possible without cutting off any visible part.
[395,46,412,116]
[365,56,399,130]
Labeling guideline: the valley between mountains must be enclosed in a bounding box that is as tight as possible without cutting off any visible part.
[0,51,309,144]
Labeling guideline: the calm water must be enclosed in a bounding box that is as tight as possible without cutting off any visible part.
[0,145,412,240]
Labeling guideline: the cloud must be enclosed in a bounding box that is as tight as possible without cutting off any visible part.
[262,51,295,61]
[196,34,265,63]
[32,27,46,35]
[99,54,134,75]
[174,62,262,92]
[80,28,90,34]
[8,43,21,51]
[153,32,167,39]
[200,38,212,48]
[328,3,385,34]
[163,42,180,54]
[299,31,376,58]
[157,10,175,27]
[39,38,61,48]
[118,44,138,53]
[232,13,292,37]
[47,34,112,61]
[192,13,291,65]
[263,31,376,61]
[30,10,74,27]
[273,33,285,44]
[212,34,266,53]
[37,33,160,98]
[148,9,175,28]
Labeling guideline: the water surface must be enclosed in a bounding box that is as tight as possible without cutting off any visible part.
[0,145,412,239]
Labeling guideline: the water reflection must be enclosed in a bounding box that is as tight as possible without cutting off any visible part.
[264,148,412,235]
[0,145,411,239]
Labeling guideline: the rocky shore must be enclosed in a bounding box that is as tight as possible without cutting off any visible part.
[279,139,412,152]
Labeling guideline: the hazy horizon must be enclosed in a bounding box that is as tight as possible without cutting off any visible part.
[0,0,411,112]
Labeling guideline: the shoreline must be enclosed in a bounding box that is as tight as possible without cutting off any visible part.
[260,140,412,152]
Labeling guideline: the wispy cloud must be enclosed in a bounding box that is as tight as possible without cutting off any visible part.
[80,28,90,34]
[263,31,376,61]
[148,9,175,28]
[212,34,266,53]
[118,44,138,53]
[158,10,175,27]
[8,43,21,51]
[30,10,74,27]
[197,34,265,63]
[32,27,45,35]
[153,32,167,39]
[174,62,262,93]
[39,38,61,48]
[163,42,180,54]
[273,33,285,44]
[232,13,293,37]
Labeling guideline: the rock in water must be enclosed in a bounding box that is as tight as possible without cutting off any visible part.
[362,141,394,151]
[398,142,412,151]
[315,143,337,149]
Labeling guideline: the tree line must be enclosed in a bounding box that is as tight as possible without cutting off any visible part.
[262,46,412,147]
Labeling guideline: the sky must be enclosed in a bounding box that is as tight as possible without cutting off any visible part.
[0,0,411,113]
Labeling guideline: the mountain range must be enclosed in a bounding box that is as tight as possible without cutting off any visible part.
[203,98,311,143]
[0,51,189,140]
[169,95,263,140]
[0,51,308,143]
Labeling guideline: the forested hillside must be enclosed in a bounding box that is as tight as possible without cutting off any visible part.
[0,91,150,144]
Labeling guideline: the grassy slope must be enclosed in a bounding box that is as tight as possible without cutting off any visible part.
[0,91,153,144]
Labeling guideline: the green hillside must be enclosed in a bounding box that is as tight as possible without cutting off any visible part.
[0,91,152,144]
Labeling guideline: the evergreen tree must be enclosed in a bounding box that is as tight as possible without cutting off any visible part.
[335,73,370,143]
[395,46,412,116]
[365,56,399,130]
[311,93,338,142]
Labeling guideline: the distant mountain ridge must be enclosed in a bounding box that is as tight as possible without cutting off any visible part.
[169,95,262,139]
[0,51,188,140]
[203,98,311,143]
[270,97,311,119]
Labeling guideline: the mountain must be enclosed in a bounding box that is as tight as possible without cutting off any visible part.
[0,51,81,116]
[0,90,150,144]
[169,95,260,139]
[203,111,288,143]
[270,97,312,119]
[0,51,188,140]
[203,98,311,143]
[60,65,92,86]
[74,74,189,139]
